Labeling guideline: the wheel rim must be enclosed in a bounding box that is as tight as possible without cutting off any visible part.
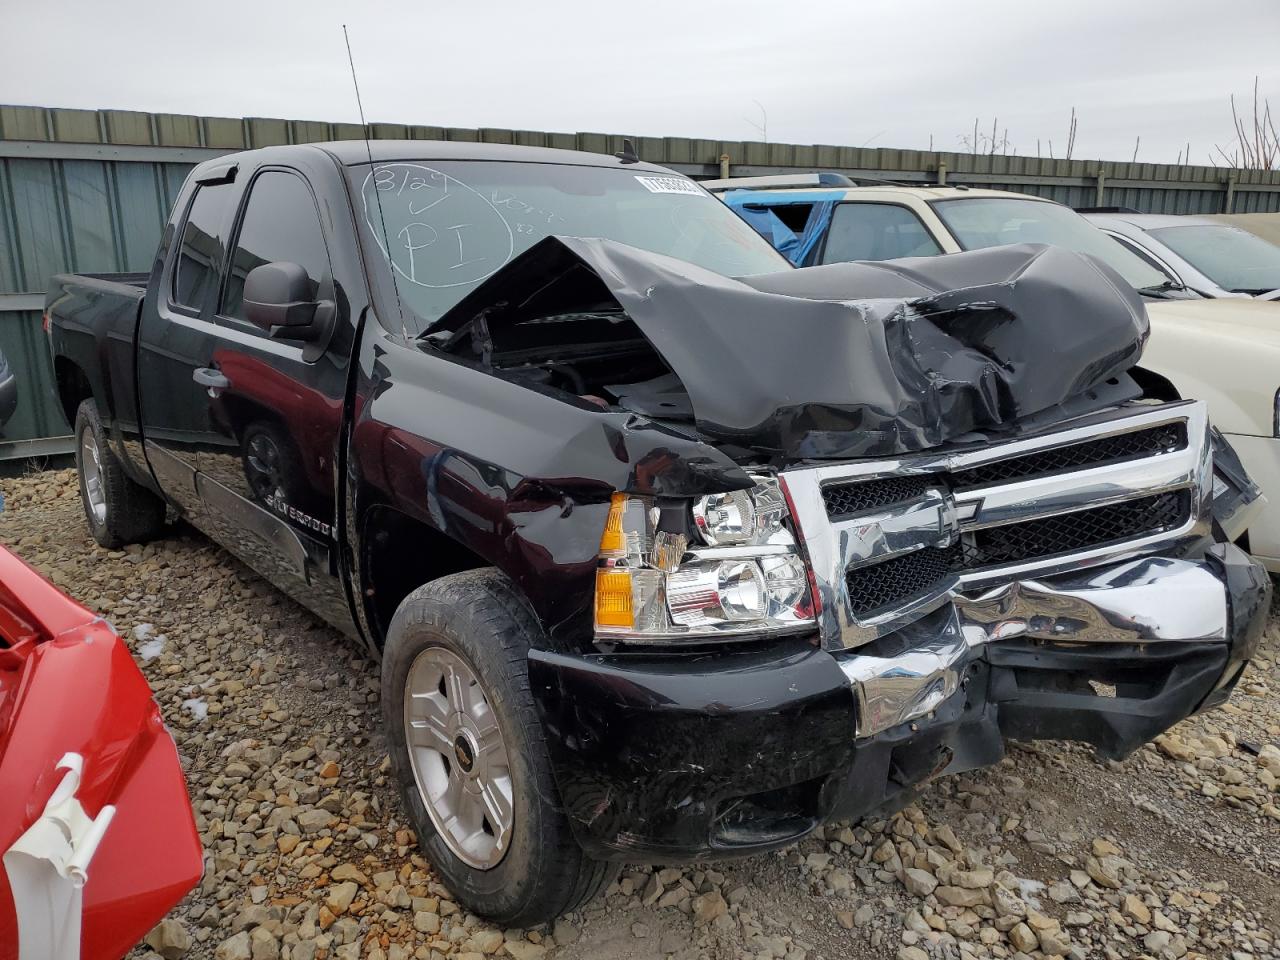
[245,432,283,502]
[403,647,514,869]
[80,426,107,524]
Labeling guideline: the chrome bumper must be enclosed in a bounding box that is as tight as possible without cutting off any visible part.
[838,550,1246,739]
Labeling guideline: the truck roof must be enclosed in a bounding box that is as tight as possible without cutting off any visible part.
[193,139,674,173]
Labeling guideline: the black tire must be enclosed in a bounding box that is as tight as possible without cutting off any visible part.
[74,399,166,549]
[382,568,619,925]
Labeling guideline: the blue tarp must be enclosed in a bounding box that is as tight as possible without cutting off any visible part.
[720,189,843,266]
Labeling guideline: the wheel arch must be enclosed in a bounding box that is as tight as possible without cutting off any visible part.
[359,504,489,647]
[54,355,94,428]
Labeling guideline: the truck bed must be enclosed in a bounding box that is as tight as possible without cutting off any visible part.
[45,271,152,481]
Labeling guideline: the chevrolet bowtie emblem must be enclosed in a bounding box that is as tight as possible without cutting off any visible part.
[935,497,960,548]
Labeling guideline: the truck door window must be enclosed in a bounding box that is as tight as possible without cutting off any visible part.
[821,203,941,264]
[173,185,233,311]
[222,171,331,323]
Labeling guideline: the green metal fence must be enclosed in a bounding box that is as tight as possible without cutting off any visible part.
[4,103,1280,457]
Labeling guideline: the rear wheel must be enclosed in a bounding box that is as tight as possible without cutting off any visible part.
[74,399,166,548]
[382,569,618,925]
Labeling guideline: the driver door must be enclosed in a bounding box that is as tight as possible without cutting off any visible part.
[192,167,351,627]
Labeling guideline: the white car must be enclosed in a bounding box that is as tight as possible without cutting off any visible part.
[712,177,1280,569]
[1084,212,1280,300]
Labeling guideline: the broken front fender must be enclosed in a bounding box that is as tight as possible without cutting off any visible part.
[0,546,202,960]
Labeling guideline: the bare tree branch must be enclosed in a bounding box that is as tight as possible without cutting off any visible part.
[1216,79,1279,169]
[1254,78,1263,165]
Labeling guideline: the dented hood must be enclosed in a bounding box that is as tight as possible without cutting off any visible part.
[433,237,1149,459]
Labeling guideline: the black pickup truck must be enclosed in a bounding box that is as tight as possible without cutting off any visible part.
[46,141,1269,925]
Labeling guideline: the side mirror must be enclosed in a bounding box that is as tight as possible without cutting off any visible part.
[243,262,319,330]
[242,262,336,359]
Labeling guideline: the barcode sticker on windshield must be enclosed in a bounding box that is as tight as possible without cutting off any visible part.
[634,175,705,196]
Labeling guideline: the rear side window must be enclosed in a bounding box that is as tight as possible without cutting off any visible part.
[173,185,233,310]
[822,202,941,263]
[222,171,331,322]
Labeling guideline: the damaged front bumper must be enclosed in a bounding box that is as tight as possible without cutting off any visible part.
[843,546,1263,743]
[529,400,1271,862]
[529,539,1268,862]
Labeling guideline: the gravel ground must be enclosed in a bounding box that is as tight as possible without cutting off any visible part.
[3,468,1278,960]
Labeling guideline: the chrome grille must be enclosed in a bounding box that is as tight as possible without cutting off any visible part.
[845,544,962,616]
[823,474,935,519]
[962,491,1190,569]
[950,421,1187,490]
[781,402,1211,650]
[842,494,1190,617]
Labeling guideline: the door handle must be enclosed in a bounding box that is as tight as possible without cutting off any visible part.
[193,367,230,390]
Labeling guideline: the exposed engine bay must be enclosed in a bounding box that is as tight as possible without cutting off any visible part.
[428,236,1152,459]
[428,259,680,414]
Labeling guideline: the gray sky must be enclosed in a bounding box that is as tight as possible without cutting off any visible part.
[3,0,1278,165]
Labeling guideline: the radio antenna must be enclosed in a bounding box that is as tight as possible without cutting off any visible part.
[343,24,409,340]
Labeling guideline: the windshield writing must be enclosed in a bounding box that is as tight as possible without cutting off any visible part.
[355,161,788,331]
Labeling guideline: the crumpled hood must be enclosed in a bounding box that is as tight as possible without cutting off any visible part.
[434,237,1149,459]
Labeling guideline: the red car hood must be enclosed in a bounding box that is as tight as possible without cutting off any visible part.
[0,546,202,960]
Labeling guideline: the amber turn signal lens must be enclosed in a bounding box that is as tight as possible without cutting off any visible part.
[598,492,629,556]
[594,569,634,627]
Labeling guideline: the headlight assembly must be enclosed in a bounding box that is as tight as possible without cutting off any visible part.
[593,476,816,643]
[691,482,788,546]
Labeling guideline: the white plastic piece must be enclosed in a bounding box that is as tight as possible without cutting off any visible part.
[3,752,116,960]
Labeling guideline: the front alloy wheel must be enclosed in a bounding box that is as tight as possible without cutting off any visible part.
[403,646,514,869]
[382,569,619,925]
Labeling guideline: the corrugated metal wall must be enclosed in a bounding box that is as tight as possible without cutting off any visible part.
[1,155,192,291]
[0,146,195,454]
[3,103,1280,456]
